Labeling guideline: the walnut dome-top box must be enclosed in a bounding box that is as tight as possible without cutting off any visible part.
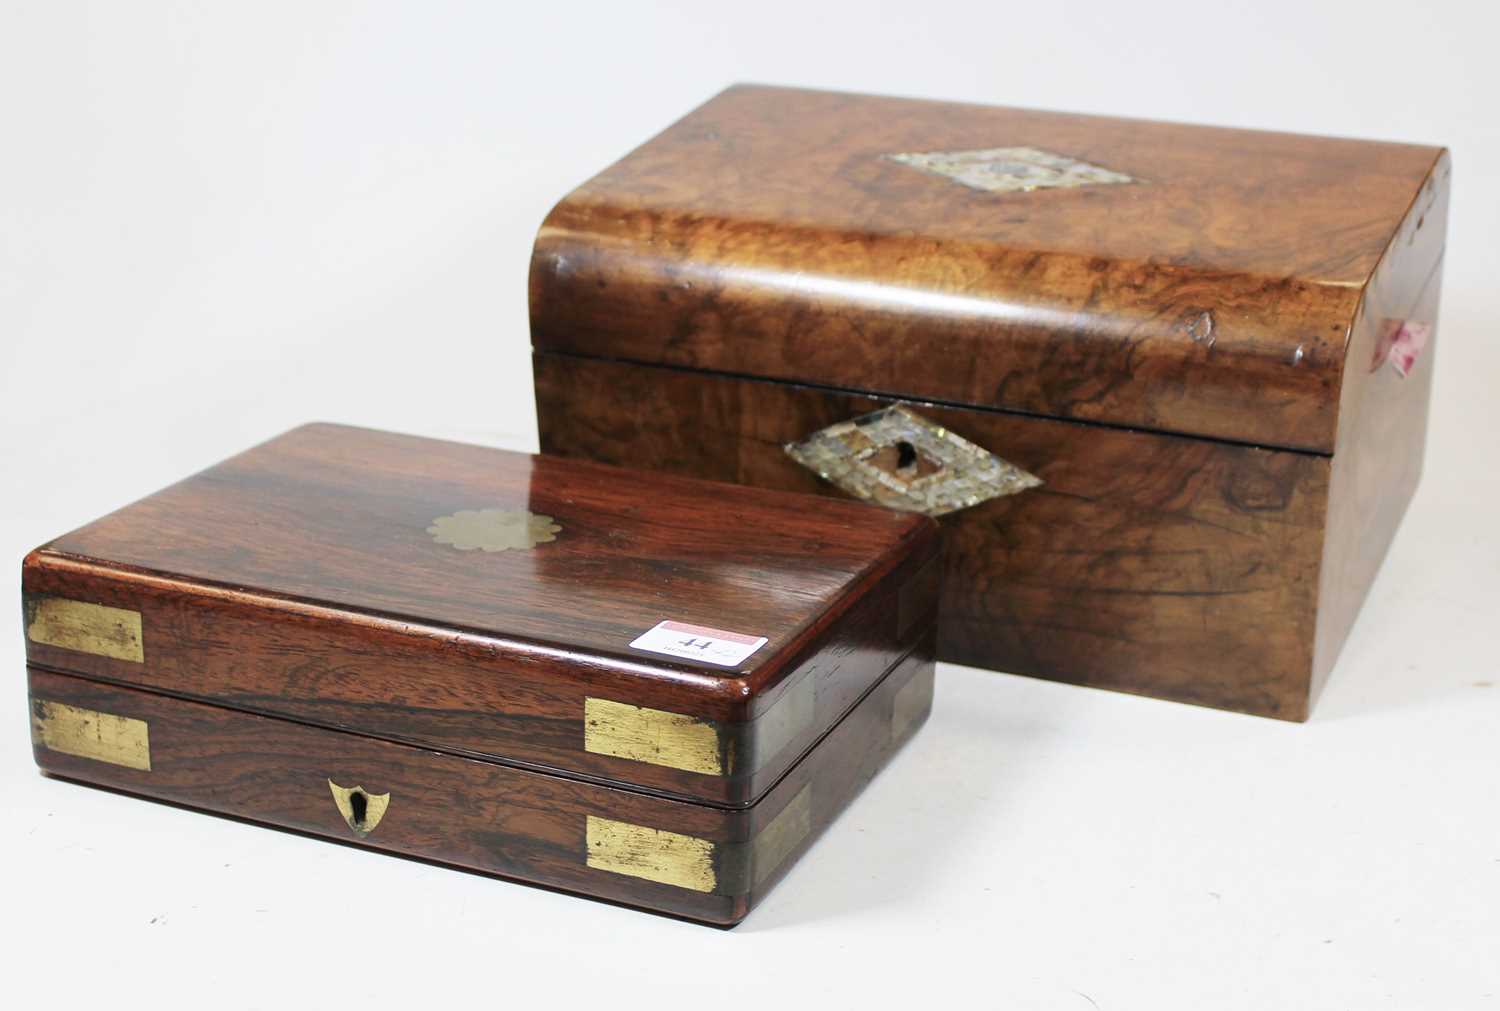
[24,424,938,925]
[531,84,1450,721]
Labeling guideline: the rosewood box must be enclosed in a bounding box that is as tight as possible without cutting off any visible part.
[530,84,1450,720]
[24,423,939,925]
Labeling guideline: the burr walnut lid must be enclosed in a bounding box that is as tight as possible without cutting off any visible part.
[531,84,1448,453]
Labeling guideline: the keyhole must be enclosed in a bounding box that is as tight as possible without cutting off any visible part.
[348,788,368,827]
[895,441,917,470]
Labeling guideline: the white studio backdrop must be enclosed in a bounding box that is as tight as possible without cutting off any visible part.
[2,3,1496,1009]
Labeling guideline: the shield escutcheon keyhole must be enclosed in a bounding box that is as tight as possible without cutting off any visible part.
[348,789,368,827]
[328,779,391,838]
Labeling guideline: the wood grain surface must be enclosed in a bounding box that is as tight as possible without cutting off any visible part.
[1312,154,1451,699]
[536,354,1331,719]
[23,424,939,804]
[529,85,1449,719]
[28,640,933,927]
[531,84,1446,453]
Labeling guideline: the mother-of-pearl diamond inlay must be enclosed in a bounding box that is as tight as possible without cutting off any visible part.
[886,146,1135,194]
[785,406,1041,517]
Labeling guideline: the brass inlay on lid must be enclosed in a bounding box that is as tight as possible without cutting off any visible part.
[427,508,561,552]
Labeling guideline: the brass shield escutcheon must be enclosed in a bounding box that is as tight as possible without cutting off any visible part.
[327,779,391,838]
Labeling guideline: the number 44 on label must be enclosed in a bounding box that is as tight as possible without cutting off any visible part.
[628,620,768,667]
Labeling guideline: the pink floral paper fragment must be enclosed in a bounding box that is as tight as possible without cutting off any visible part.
[1371,320,1431,377]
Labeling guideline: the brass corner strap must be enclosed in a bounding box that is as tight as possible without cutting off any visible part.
[583,697,726,776]
[25,595,145,663]
[585,787,813,896]
[582,677,817,780]
[31,699,152,771]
